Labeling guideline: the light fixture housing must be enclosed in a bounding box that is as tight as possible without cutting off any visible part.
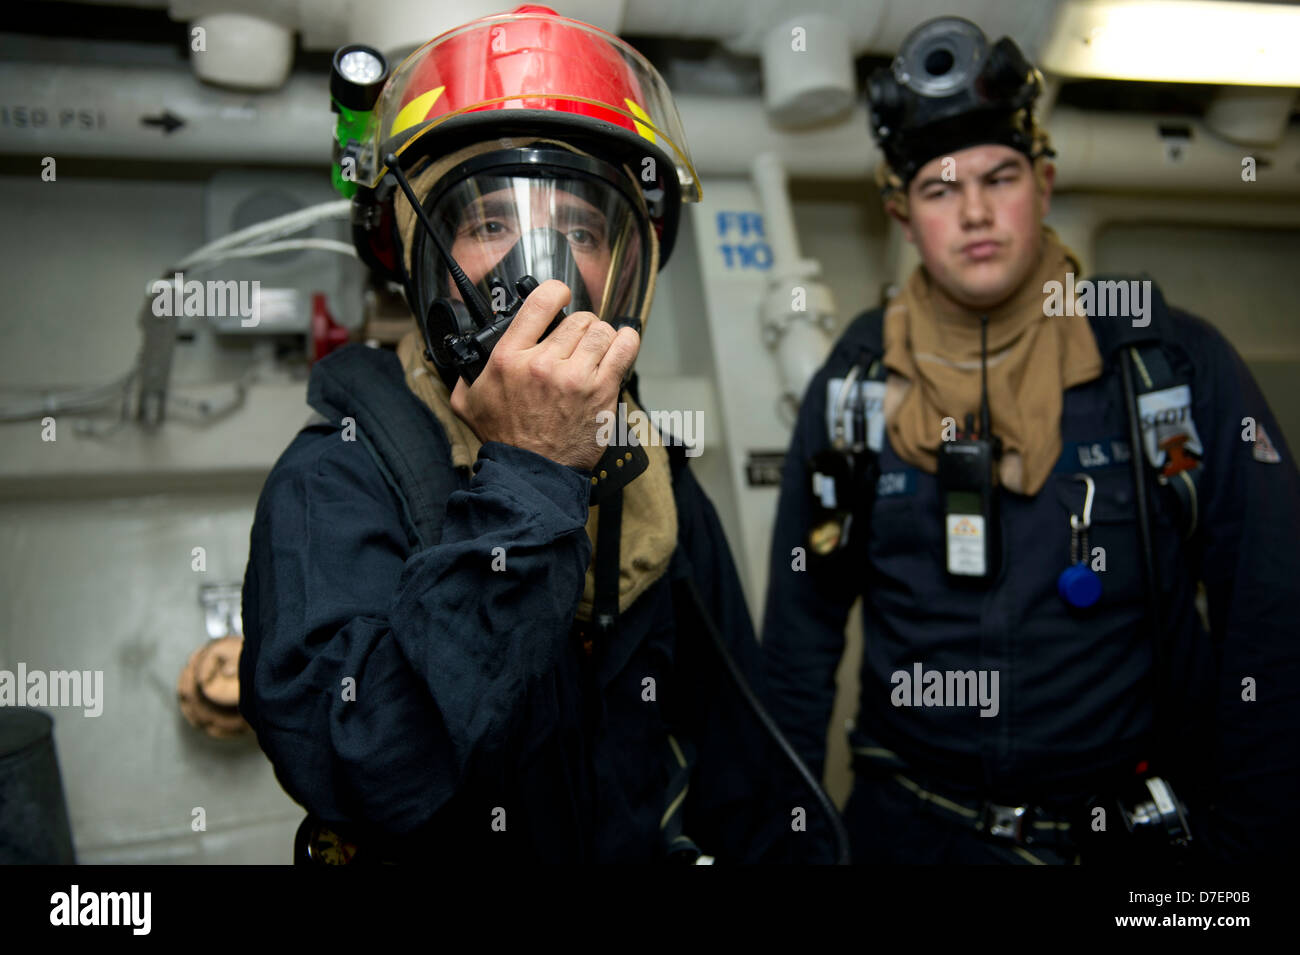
[1040,0,1300,87]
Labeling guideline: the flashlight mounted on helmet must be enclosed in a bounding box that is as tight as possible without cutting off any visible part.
[867,17,1050,187]
[331,45,389,199]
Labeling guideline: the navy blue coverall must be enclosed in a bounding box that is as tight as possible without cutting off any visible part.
[240,354,823,863]
[762,298,1300,864]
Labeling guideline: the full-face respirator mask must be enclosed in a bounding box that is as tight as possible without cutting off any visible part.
[392,145,652,393]
[867,17,1051,189]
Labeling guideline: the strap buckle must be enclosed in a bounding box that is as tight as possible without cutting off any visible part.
[979,802,1032,844]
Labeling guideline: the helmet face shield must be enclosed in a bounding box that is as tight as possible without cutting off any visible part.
[357,8,700,203]
[409,148,650,362]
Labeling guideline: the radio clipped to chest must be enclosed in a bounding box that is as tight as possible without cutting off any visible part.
[937,411,1001,582]
[936,313,1002,583]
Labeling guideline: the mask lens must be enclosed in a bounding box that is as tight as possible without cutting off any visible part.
[417,172,646,327]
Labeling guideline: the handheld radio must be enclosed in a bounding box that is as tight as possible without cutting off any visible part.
[937,313,1001,581]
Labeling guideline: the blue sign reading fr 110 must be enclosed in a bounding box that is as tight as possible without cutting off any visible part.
[715,211,773,271]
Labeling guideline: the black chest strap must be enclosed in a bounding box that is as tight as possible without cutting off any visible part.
[306,343,458,551]
[1081,276,1203,540]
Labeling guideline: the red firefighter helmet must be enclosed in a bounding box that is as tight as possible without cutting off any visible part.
[353,5,699,279]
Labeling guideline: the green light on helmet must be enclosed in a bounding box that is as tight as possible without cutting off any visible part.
[330,44,389,198]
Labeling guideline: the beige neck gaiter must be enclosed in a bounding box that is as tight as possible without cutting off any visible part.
[881,225,1103,496]
[395,329,678,620]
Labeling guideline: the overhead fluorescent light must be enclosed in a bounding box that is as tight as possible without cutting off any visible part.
[1040,0,1300,86]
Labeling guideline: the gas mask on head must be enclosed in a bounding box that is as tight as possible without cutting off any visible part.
[395,145,652,392]
[867,17,1051,188]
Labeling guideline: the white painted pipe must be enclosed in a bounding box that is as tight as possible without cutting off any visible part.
[1,62,1297,195]
[776,316,833,406]
[1044,107,1294,193]
[679,98,876,179]
[752,152,834,405]
[0,64,327,164]
[750,152,802,276]
[679,98,1300,195]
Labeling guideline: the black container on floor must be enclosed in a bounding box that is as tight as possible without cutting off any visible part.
[0,708,76,863]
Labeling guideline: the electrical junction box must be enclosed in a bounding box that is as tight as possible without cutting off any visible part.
[170,170,365,337]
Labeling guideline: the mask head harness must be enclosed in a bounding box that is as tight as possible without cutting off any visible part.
[867,17,1053,189]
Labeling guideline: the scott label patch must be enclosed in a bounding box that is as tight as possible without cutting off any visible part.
[1137,385,1203,473]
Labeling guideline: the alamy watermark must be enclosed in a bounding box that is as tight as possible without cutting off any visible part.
[891,663,999,718]
[1042,273,1152,328]
[596,402,702,458]
[150,272,261,327]
[0,664,103,717]
[50,885,150,934]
